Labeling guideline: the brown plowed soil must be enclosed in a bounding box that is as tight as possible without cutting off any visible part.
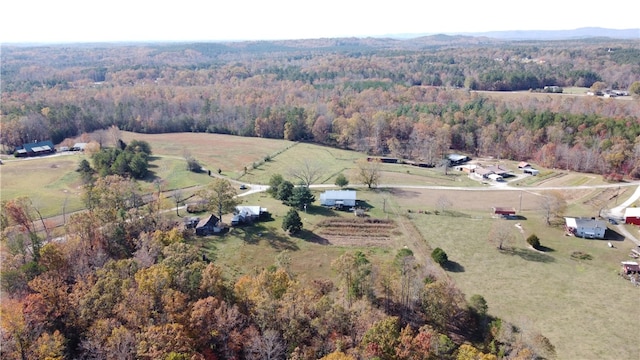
[315,218,398,246]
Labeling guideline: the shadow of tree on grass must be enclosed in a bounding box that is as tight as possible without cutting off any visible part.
[536,245,555,252]
[296,229,330,245]
[501,247,555,263]
[233,224,299,251]
[443,260,465,272]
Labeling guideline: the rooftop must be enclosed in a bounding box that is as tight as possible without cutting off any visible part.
[321,190,357,200]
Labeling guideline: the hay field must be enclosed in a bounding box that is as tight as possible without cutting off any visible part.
[120,131,296,178]
[0,154,86,217]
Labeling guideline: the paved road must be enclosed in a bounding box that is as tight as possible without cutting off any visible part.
[32,172,640,246]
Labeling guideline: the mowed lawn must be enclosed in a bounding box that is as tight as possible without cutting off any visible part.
[400,198,640,360]
[121,131,296,179]
[239,142,366,185]
[0,154,86,217]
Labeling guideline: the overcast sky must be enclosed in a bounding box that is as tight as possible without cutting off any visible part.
[2,0,638,43]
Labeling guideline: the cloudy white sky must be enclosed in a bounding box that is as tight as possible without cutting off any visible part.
[2,0,638,43]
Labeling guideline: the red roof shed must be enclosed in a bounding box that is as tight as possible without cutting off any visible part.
[492,207,516,215]
[624,208,640,225]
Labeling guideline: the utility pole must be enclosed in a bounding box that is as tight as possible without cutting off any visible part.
[519,191,523,213]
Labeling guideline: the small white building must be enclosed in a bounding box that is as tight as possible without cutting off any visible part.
[231,206,268,226]
[320,190,357,208]
[565,217,607,239]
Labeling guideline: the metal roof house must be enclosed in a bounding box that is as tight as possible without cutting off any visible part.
[565,217,607,239]
[320,190,357,208]
[14,140,56,157]
[448,154,470,165]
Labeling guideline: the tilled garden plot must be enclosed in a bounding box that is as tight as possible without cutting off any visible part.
[315,218,398,246]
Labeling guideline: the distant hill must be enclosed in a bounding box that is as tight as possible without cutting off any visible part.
[389,27,639,41]
[462,27,640,40]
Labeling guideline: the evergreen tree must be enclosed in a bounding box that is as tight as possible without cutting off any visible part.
[282,208,302,234]
[76,159,95,183]
[287,186,315,210]
[276,181,294,202]
[267,174,285,197]
[334,173,349,188]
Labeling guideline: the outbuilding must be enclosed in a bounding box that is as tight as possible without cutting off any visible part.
[448,154,470,165]
[624,208,640,225]
[492,207,516,216]
[621,261,640,275]
[195,214,222,235]
[320,190,357,208]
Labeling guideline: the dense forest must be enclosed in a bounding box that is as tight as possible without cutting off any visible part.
[1,36,640,177]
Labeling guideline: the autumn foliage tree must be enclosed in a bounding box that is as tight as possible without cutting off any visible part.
[198,178,240,222]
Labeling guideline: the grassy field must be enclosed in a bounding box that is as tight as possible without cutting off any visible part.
[188,183,640,359]
[388,189,639,360]
[0,154,87,217]
[120,131,296,179]
[238,142,366,185]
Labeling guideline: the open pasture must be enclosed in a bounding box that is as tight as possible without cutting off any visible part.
[121,131,296,179]
[239,142,366,185]
[0,154,86,217]
[392,188,640,360]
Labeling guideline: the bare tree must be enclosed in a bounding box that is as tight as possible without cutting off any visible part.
[246,329,286,360]
[108,125,122,147]
[356,158,382,189]
[539,191,567,226]
[171,188,184,217]
[288,158,323,187]
[91,129,108,147]
[488,219,516,250]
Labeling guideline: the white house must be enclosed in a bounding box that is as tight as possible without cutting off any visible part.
[231,205,268,226]
[320,190,357,208]
[565,217,607,239]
